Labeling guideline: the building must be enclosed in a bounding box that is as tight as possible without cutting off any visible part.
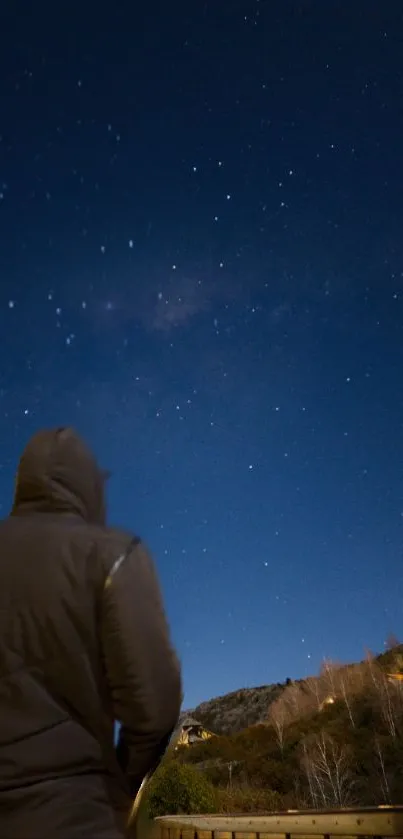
[319,695,335,712]
[387,672,403,684]
[175,716,215,747]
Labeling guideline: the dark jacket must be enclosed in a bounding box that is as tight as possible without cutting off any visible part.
[0,427,182,839]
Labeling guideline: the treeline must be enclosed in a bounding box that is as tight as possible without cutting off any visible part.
[172,645,403,811]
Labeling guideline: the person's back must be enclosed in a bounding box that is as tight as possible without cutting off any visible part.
[0,427,182,839]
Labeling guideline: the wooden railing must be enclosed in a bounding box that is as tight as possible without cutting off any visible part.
[152,808,403,839]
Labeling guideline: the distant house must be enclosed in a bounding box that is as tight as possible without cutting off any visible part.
[175,716,215,747]
[319,694,335,712]
[387,672,403,684]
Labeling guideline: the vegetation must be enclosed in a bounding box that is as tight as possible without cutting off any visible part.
[147,759,217,817]
[163,642,403,813]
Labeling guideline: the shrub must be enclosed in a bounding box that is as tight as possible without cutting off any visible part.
[217,784,283,813]
[147,760,217,817]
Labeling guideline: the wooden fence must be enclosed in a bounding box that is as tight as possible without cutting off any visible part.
[152,808,403,839]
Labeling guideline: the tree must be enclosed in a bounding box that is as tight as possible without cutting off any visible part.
[147,760,217,817]
[374,737,391,804]
[269,702,288,755]
[321,658,339,695]
[386,633,400,651]
[365,654,403,738]
[268,679,319,732]
[340,675,355,728]
[300,732,354,808]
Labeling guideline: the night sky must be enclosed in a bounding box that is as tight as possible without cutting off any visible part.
[1,2,403,709]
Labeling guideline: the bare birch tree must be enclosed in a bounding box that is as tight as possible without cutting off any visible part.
[374,737,391,804]
[340,675,355,728]
[301,732,354,808]
[386,633,400,651]
[270,701,288,755]
[321,658,339,695]
[364,653,403,738]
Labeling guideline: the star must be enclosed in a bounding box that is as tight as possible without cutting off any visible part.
[0,0,400,720]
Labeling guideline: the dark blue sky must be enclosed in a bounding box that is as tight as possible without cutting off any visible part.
[0,1,402,707]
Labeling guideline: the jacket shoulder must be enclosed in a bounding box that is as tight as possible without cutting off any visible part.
[92,526,142,577]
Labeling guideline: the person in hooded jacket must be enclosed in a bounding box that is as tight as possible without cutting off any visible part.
[0,427,182,839]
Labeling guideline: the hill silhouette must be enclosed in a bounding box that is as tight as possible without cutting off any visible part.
[190,683,284,735]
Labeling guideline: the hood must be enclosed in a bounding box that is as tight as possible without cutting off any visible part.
[12,427,107,525]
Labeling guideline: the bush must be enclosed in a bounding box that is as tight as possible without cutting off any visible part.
[147,760,217,817]
[217,784,283,813]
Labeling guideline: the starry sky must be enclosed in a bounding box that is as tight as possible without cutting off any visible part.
[1,2,403,709]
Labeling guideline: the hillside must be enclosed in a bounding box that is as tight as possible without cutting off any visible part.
[187,645,403,737]
[171,644,403,811]
[192,683,285,735]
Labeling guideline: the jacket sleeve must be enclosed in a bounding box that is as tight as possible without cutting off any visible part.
[100,539,182,793]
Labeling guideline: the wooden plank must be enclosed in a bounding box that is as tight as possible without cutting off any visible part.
[233,832,261,839]
[181,830,196,839]
[156,808,403,837]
